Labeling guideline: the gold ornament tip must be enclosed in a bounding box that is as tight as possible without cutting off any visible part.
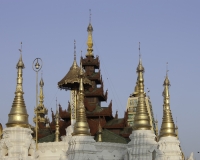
[72,62,91,136]
[16,54,25,69]
[39,78,44,87]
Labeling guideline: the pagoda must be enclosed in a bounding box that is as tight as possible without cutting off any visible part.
[125,44,158,140]
[57,20,132,143]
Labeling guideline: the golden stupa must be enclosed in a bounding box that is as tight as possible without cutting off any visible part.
[6,49,29,128]
[133,46,151,130]
[160,73,176,137]
[73,63,91,136]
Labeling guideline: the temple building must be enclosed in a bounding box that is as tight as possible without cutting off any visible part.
[0,16,194,160]
[56,21,132,143]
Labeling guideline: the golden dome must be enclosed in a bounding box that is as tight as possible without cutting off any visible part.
[6,53,29,128]
[160,74,176,137]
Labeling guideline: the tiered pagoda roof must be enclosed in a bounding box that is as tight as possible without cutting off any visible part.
[38,21,132,144]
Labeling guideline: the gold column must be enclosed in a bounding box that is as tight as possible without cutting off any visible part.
[86,22,94,57]
[54,108,60,142]
[0,123,2,139]
[6,52,29,128]
[39,78,44,106]
[70,40,78,124]
[97,121,102,142]
[73,63,90,136]
[133,57,151,130]
[159,73,176,137]
[33,77,48,124]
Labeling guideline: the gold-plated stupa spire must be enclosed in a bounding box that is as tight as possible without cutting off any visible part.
[133,43,151,130]
[73,62,90,136]
[86,9,94,57]
[54,98,60,142]
[33,75,48,124]
[160,68,176,137]
[97,119,102,142]
[6,43,29,128]
[72,40,78,69]
[39,77,44,106]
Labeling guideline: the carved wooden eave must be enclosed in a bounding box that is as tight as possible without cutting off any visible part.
[81,56,100,69]
[86,101,113,117]
[59,105,71,120]
[85,87,108,101]
[88,71,101,83]
[103,104,125,129]
[58,100,113,120]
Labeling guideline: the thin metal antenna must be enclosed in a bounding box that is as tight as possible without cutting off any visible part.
[166,62,169,76]
[139,42,141,60]
[74,40,76,61]
[81,50,82,57]
[89,9,92,24]
[19,42,22,54]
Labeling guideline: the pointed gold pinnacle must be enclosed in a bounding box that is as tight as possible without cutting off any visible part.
[133,54,151,130]
[73,63,90,136]
[54,106,60,142]
[72,39,79,69]
[160,73,176,137]
[33,77,48,124]
[97,120,102,142]
[86,17,94,57]
[6,50,29,128]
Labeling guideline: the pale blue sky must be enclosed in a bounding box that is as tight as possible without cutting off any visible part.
[0,1,200,159]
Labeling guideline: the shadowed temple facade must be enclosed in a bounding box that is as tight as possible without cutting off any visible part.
[0,17,194,160]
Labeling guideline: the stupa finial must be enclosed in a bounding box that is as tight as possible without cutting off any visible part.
[55,97,60,142]
[73,62,90,136]
[133,43,151,130]
[86,10,94,57]
[160,70,176,137]
[6,43,29,128]
[71,40,78,69]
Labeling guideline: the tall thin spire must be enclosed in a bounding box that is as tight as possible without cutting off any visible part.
[89,9,92,24]
[133,43,151,130]
[72,40,78,69]
[97,118,102,142]
[6,42,29,128]
[139,42,141,60]
[160,69,176,138]
[86,10,94,57]
[33,74,48,124]
[132,42,141,97]
[55,97,60,142]
[74,40,76,61]
[39,76,44,106]
[73,62,90,136]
